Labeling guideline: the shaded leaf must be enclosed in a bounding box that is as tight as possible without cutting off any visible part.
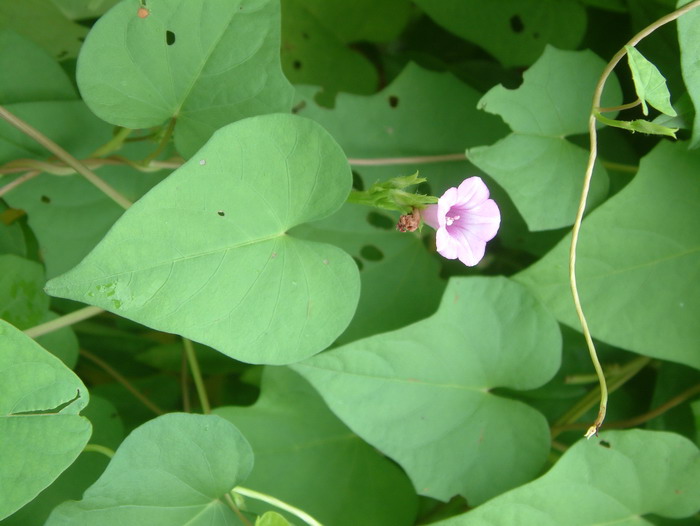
[46,114,360,365]
[678,0,700,148]
[215,367,419,526]
[0,254,48,329]
[0,320,91,521]
[293,277,561,504]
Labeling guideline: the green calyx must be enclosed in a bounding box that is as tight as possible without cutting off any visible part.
[347,172,438,214]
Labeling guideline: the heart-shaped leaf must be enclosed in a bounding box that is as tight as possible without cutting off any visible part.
[45,413,254,525]
[626,45,676,117]
[46,114,360,365]
[0,320,91,521]
[76,0,293,157]
[433,430,700,525]
[292,276,562,504]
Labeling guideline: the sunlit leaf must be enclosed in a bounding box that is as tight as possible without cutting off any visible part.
[76,0,293,157]
[626,45,677,117]
[46,114,360,365]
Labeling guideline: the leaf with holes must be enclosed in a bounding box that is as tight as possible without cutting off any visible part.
[515,140,700,370]
[214,367,418,526]
[76,0,293,157]
[0,320,91,521]
[291,203,445,345]
[468,46,622,230]
[292,276,562,504]
[433,430,700,525]
[413,0,587,67]
[46,114,360,365]
[45,413,254,525]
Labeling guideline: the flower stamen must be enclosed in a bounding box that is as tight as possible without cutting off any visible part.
[445,214,460,226]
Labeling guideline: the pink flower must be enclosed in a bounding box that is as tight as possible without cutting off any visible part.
[420,177,500,266]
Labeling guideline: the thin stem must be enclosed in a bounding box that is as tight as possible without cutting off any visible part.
[141,117,176,166]
[597,99,642,113]
[24,306,104,339]
[347,153,465,166]
[224,493,253,526]
[80,348,165,416]
[0,170,40,197]
[570,0,700,438]
[551,356,651,439]
[83,444,116,458]
[233,487,323,526]
[0,105,132,209]
[90,126,133,158]
[183,338,210,414]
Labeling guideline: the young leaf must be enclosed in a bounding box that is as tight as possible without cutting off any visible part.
[45,413,254,525]
[76,0,293,157]
[516,140,700,370]
[215,367,418,526]
[0,320,91,521]
[433,430,700,525]
[469,47,622,230]
[46,114,360,365]
[625,45,677,117]
[292,276,562,504]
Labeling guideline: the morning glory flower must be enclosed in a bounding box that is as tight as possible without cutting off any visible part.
[420,177,500,266]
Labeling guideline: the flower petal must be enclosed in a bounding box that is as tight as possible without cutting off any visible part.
[451,228,487,266]
[455,199,501,241]
[420,204,440,230]
[435,227,459,260]
[456,177,490,209]
[437,187,459,226]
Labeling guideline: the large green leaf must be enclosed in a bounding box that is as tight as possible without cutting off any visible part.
[434,430,700,525]
[413,0,586,67]
[468,47,621,231]
[678,0,700,148]
[214,367,419,526]
[0,320,91,521]
[291,203,445,345]
[515,140,700,369]
[46,114,360,365]
[292,276,562,504]
[45,413,253,525]
[0,254,48,329]
[76,0,293,157]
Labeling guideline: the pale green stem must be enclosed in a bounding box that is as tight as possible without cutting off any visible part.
[0,170,40,197]
[183,338,210,414]
[90,126,133,158]
[597,99,642,113]
[571,0,700,439]
[0,105,132,209]
[24,306,104,339]
[600,160,638,173]
[347,153,465,166]
[83,444,115,458]
[224,493,253,526]
[233,486,323,526]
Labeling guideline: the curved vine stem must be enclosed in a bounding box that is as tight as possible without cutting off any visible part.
[0,105,133,209]
[232,487,323,526]
[573,0,700,439]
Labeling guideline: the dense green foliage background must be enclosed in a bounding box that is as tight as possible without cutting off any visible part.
[0,0,699,525]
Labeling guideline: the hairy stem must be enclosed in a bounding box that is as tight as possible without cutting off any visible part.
[24,306,105,339]
[233,486,323,526]
[571,0,700,438]
[80,348,165,416]
[0,105,133,209]
[183,338,210,414]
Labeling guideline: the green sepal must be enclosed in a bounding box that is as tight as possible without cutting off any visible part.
[347,172,438,214]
